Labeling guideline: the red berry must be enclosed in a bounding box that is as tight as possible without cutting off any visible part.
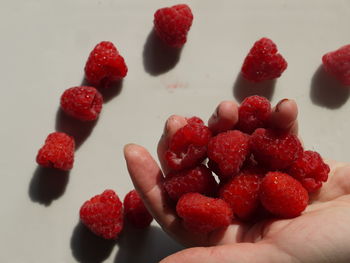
[322,44,350,85]
[60,86,103,121]
[220,173,261,220]
[164,165,218,201]
[207,130,250,180]
[85,41,127,87]
[36,132,75,171]
[80,189,123,239]
[260,172,308,218]
[241,38,287,82]
[165,117,212,171]
[124,190,153,228]
[288,151,330,193]
[176,193,233,233]
[154,4,193,48]
[237,95,271,134]
[251,128,303,170]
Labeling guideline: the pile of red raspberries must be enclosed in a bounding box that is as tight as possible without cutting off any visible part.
[33,3,343,239]
[164,95,330,233]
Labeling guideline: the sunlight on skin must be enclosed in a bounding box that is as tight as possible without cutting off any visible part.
[124,99,350,263]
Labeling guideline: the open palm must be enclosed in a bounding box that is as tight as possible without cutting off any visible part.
[124,99,350,263]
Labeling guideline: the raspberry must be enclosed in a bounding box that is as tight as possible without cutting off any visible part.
[322,44,350,85]
[123,190,153,228]
[36,132,75,171]
[288,151,330,193]
[260,172,308,218]
[84,41,127,87]
[237,95,271,134]
[164,165,218,201]
[251,128,303,170]
[220,173,261,220]
[165,117,212,171]
[80,189,123,239]
[176,193,233,233]
[60,86,103,121]
[241,38,287,82]
[207,130,250,180]
[154,4,193,48]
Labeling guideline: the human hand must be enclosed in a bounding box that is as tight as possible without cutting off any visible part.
[124,99,350,263]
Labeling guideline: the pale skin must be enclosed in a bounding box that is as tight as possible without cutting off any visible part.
[124,99,350,263]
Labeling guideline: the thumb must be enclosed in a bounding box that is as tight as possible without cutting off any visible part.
[160,243,291,263]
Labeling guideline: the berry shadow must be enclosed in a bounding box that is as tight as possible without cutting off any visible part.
[55,108,98,150]
[310,65,350,109]
[28,166,69,206]
[114,225,183,263]
[233,73,276,103]
[81,78,124,103]
[70,222,116,263]
[143,29,183,76]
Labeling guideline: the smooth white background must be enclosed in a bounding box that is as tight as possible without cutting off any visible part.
[1,0,350,262]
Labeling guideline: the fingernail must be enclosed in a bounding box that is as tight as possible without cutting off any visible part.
[123,143,135,154]
[163,119,169,135]
[275,99,289,113]
[212,106,220,119]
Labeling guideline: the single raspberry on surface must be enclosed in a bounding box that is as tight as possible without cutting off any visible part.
[207,130,250,181]
[241,37,287,82]
[165,117,212,171]
[176,193,233,233]
[251,128,303,170]
[60,86,103,121]
[322,44,350,85]
[124,190,153,228]
[164,165,218,201]
[237,95,271,134]
[36,132,75,171]
[80,189,123,239]
[154,4,193,48]
[288,151,330,193]
[85,41,127,87]
[260,172,308,218]
[220,173,262,220]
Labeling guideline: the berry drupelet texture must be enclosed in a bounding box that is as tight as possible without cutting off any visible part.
[241,37,287,82]
[154,4,193,48]
[60,86,103,121]
[220,172,262,220]
[260,172,308,218]
[176,193,233,233]
[80,189,124,239]
[237,95,272,134]
[288,151,330,193]
[85,41,127,87]
[36,132,75,171]
[251,128,303,170]
[124,190,153,228]
[207,130,250,181]
[322,44,350,85]
[165,117,212,171]
[164,165,218,201]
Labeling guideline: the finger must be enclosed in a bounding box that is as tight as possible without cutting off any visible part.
[157,115,187,174]
[208,101,239,134]
[125,143,206,246]
[124,144,177,225]
[269,99,298,134]
[160,243,289,263]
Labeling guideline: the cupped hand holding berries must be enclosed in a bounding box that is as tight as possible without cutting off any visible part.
[124,99,350,263]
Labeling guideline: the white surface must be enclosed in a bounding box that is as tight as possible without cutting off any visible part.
[1,0,350,262]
